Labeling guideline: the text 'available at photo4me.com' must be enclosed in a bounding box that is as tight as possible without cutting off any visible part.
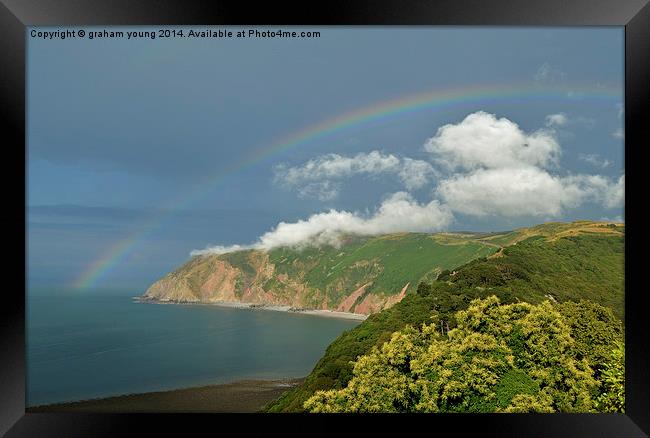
[29,28,322,41]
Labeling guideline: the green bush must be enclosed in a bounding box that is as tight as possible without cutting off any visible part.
[596,343,625,413]
[304,297,598,413]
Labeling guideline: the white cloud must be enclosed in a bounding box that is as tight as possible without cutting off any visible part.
[436,169,624,217]
[602,175,624,209]
[274,151,435,198]
[427,111,624,217]
[534,62,567,85]
[545,113,568,127]
[274,151,399,185]
[192,192,453,255]
[258,192,453,249]
[612,128,624,139]
[191,243,256,256]
[424,111,561,171]
[437,167,581,217]
[545,113,595,130]
[579,153,612,169]
[399,158,439,190]
[297,181,340,201]
[563,174,624,210]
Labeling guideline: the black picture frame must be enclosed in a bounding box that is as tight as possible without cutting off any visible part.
[2,0,648,436]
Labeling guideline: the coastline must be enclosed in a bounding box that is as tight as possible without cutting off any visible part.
[134,296,368,321]
[27,378,304,413]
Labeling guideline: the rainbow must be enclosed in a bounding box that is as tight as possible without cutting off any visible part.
[71,82,622,289]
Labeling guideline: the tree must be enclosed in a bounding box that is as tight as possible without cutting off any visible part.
[304,296,599,413]
[557,300,624,376]
[596,343,625,413]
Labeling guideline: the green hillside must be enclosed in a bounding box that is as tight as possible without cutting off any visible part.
[267,233,496,306]
[144,232,498,314]
[264,222,624,412]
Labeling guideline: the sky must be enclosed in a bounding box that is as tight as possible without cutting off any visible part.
[27,26,624,292]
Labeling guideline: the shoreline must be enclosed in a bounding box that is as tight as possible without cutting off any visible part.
[27,378,305,413]
[134,296,368,321]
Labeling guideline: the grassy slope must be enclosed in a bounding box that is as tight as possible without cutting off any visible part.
[267,233,496,308]
[264,222,624,412]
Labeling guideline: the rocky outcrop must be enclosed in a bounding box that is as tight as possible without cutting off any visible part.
[354,283,409,315]
[336,283,371,313]
[143,250,407,315]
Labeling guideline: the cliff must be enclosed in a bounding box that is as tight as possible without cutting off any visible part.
[142,221,623,316]
[142,232,498,315]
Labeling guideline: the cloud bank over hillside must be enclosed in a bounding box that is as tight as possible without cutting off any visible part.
[193,111,624,255]
[191,192,453,255]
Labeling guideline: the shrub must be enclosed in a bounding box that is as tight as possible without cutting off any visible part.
[304,296,599,413]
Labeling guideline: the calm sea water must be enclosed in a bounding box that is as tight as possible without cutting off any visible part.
[26,292,361,406]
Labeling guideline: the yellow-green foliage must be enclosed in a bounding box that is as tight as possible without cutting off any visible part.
[304,296,599,413]
[596,343,625,413]
[557,300,624,376]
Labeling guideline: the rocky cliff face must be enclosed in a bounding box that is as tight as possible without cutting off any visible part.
[142,251,409,315]
[142,232,505,315]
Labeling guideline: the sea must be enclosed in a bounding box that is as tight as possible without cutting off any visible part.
[26,291,361,407]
